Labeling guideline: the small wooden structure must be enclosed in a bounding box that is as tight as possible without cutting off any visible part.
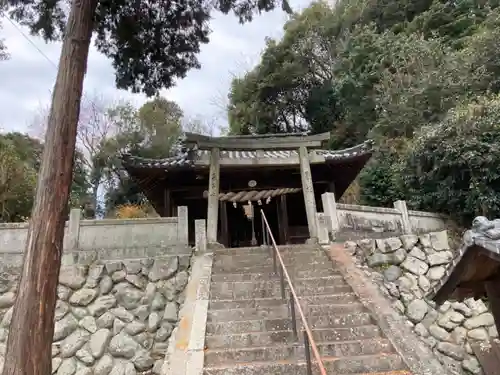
[429,216,500,374]
[121,132,373,247]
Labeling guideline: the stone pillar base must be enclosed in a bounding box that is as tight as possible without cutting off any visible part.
[305,237,319,245]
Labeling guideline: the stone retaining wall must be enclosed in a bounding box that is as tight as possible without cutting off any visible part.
[347,232,496,375]
[0,248,193,375]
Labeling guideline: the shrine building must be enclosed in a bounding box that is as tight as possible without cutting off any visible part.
[121,132,373,247]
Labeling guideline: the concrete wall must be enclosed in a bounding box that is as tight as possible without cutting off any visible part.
[409,210,448,234]
[0,206,189,254]
[319,193,447,242]
[337,204,404,236]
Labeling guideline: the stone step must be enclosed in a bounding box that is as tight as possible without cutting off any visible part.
[205,312,374,336]
[214,245,318,256]
[213,250,327,263]
[210,275,345,295]
[210,283,352,300]
[203,353,406,375]
[208,293,358,310]
[205,325,383,349]
[210,281,352,300]
[212,254,331,268]
[211,262,335,275]
[208,304,290,322]
[210,268,338,282]
[204,338,394,366]
[207,303,365,323]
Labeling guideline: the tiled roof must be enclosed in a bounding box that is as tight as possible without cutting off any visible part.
[428,216,500,304]
[121,140,373,169]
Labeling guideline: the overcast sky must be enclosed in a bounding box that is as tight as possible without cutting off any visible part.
[0,1,311,135]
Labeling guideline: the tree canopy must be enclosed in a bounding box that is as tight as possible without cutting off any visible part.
[227,0,500,222]
[5,0,292,96]
[5,95,219,220]
[0,132,90,222]
[2,1,294,373]
[0,21,8,61]
[402,96,500,225]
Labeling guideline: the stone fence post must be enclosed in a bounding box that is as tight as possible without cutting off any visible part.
[195,219,207,254]
[317,213,330,244]
[177,206,189,245]
[394,200,412,234]
[67,208,82,250]
[321,192,340,238]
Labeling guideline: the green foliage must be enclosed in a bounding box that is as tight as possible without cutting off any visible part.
[408,0,500,49]
[6,0,292,96]
[0,21,8,61]
[402,96,500,224]
[226,0,500,223]
[96,97,187,213]
[227,0,500,142]
[359,140,407,207]
[137,97,183,158]
[461,9,500,94]
[371,31,476,138]
[0,141,36,222]
[227,1,337,136]
[0,132,92,221]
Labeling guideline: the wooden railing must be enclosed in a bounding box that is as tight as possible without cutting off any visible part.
[260,209,327,375]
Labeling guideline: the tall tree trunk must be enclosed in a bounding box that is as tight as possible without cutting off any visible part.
[2,1,98,374]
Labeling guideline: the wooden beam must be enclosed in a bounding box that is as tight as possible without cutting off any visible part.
[183,132,331,151]
[193,153,327,166]
[485,278,500,337]
[169,180,330,194]
[470,339,500,375]
[433,250,476,305]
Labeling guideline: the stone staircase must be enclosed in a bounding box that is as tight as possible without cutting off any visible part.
[203,244,411,375]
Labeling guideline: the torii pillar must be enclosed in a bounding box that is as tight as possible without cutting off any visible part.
[206,147,220,245]
[298,146,318,243]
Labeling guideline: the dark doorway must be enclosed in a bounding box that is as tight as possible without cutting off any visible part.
[225,200,281,248]
[255,201,280,245]
[226,202,253,247]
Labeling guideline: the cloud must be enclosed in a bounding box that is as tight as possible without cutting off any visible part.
[0,0,310,134]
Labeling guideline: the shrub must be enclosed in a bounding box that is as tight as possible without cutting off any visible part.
[115,204,149,219]
[401,96,500,225]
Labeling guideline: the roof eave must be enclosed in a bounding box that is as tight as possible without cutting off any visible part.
[120,139,374,170]
[428,218,500,304]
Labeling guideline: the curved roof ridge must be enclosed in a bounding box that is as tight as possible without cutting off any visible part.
[120,139,374,169]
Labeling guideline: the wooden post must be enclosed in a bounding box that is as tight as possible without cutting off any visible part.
[485,281,500,336]
[280,195,289,245]
[2,1,98,375]
[163,188,172,217]
[220,201,228,247]
[276,198,284,245]
[328,181,335,193]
